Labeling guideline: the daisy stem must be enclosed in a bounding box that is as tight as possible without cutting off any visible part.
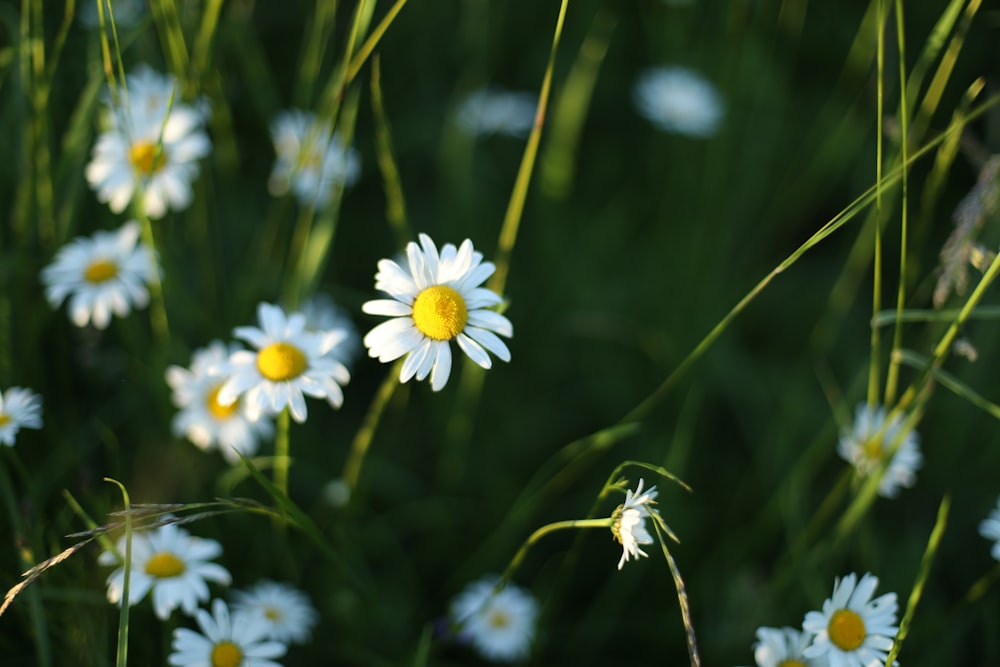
[867,0,887,413]
[138,216,171,343]
[104,478,133,667]
[342,361,402,493]
[498,518,611,589]
[274,408,291,500]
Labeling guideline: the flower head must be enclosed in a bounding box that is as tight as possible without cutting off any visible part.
[268,109,360,207]
[216,302,350,423]
[837,403,922,498]
[979,495,1000,562]
[449,576,538,663]
[41,221,158,329]
[752,626,820,667]
[98,521,232,620]
[455,88,537,138]
[802,572,898,667]
[362,233,513,391]
[0,387,43,446]
[633,65,723,137]
[231,580,318,645]
[166,341,274,464]
[169,598,286,667]
[611,478,660,570]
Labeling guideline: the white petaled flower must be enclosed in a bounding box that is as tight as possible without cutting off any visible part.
[362,233,513,391]
[633,65,724,138]
[300,293,361,370]
[231,580,318,645]
[455,88,537,138]
[169,598,286,667]
[41,220,158,329]
[268,109,360,207]
[0,387,43,447]
[216,302,350,423]
[449,576,538,663]
[837,403,923,499]
[611,478,660,570]
[166,341,274,464]
[98,521,232,620]
[752,626,819,667]
[86,65,211,219]
[802,572,898,667]
[979,496,1000,562]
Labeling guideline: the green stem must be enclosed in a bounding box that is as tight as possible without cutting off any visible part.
[274,408,291,499]
[137,216,170,343]
[342,361,402,492]
[868,0,887,411]
[499,518,611,588]
[104,478,133,667]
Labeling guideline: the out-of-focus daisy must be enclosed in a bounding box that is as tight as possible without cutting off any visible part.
[268,109,360,207]
[166,341,274,464]
[633,65,723,138]
[300,293,361,369]
[837,403,923,499]
[216,302,350,423]
[79,0,145,29]
[0,387,43,447]
[232,580,318,645]
[86,65,210,219]
[41,220,157,329]
[979,495,1000,562]
[611,478,660,570]
[98,521,232,620]
[362,233,512,391]
[169,598,286,667]
[802,572,898,667]
[750,626,819,667]
[449,576,538,663]
[454,88,537,138]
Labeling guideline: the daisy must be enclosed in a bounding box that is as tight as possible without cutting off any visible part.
[231,580,318,645]
[361,233,513,391]
[611,478,660,570]
[0,387,43,447]
[751,626,819,667]
[837,403,923,498]
[169,598,286,667]
[299,293,361,369]
[802,572,898,667]
[166,341,274,464]
[85,65,211,219]
[41,220,158,329]
[98,521,232,620]
[268,109,360,207]
[449,576,538,663]
[454,87,537,138]
[979,495,1000,562]
[633,65,724,138]
[216,302,350,423]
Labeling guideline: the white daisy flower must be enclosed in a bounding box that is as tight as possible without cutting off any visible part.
[454,88,537,138]
[268,109,360,207]
[633,65,724,138]
[166,341,274,464]
[216,302,350,423]
[751,626,820,667]
[85,66,211,219]
[611,478,660,570]
[979,496,1000,562]
[299,293,361,369]
[802,572,898,667]
[98,521,232,620]
[361,233,513,391]
[231,580,318,645]
[837,403,923,499]
[0,387,43,447]
[41,220,158,329]
[169,598,286,667]
[449,576,538,663]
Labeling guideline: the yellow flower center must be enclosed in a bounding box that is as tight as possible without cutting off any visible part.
[256,342,308,381]
[863,435,884,461]
[84,259,119,284]
[0,413,10,427]
[144,551,185,578]
[210,641,243,667]
[487,609,510,629]
[777,661,806,667]
[828,608,866,651]
[411,285,468,340]
[129,140,167,176]
[264,606,282,621]
[206,384,239,420]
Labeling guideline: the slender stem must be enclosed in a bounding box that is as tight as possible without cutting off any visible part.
[138,216,170,343]
[868,0,887,410]
[499,518,612,588]
[274,408,291,499]
[342,362,402,492]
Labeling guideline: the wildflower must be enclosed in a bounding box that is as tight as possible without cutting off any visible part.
[633,65,723,137]
[85,65,211,219]
[232,580,318,645]
[837,403,922,499]
[449,576,538,663]
[802,572,898,667]
[0,387,43,447]
[41,220,157,329]
[751,626,818,667]
[455,88,537,138]
[268,109,360,207]
[98,521,232,620]
[979,495,1000,562]
[611,478,660,570]
[300,293,361,369]
[169,598,286,667]
[362,233,512,391]
[216,302,350,423]
[166,341,274,464]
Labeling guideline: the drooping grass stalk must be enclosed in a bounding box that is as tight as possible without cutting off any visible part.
[871,304,1000,326]
[867,0,887,411]
[650,518,700,667]
[274,407,291,500]
[105,478,133,667]
[370,55,411,249]
[344,0,409,85]
[894,349,1000,421]
[342,361,403,493]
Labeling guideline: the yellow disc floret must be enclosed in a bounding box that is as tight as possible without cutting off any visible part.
[144,551,186,578]
[412,285,468,340]
[777,660,806,667]
[487,609,510,629]
[828,608,866,651]
[129,140,167,175]
[84,259,119,284]
[256,342,308,382]
[206,384,240,420]
[210,641,243,667]
[863,436,884,461]
[0,413,10,427]
[264,606,282,621]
